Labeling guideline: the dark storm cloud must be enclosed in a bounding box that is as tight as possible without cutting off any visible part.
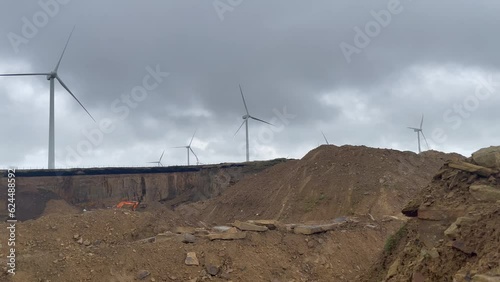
[1,0,499,168]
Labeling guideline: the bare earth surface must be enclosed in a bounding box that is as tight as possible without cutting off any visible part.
[0,145,464,282]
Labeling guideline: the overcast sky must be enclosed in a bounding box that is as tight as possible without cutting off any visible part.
[1,0,499,169]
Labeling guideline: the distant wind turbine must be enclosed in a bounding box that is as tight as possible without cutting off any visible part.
[174,130,199,165]
[234,85,273,162]
[0,26,95,169]
[321,131,330,145]
[407,114,430,153]
[147,150,165,166]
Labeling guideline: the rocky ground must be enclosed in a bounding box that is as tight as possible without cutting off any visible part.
[363,146,500,282]
[0,145,469,281]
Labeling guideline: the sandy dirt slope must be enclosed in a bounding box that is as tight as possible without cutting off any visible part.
[180,145,461,225]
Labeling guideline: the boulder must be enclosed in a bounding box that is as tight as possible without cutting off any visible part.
[181,233,196,244]
[185,252,199,266]
[205,264,220,276]
[444,217,475,239]
[469,184,500,202]
[136,270,150,280]
[472,146,500,170]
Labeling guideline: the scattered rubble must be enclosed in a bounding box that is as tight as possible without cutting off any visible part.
[363,145,500,281]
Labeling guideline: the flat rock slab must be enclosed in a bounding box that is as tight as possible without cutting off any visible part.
[208,232,247,241]
[212,226,233,233]
[293,223,341,235]
[448,161,496,177]
[232,220,268,232]
[247,220,280,230]
[469,184,500,202]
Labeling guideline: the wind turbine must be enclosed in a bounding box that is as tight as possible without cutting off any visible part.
[174,130,199,165]
[147,150,165,166]
[234,85,273,162]
[321,131,330,145]
[407,114,430,153]
[0,26,95,169]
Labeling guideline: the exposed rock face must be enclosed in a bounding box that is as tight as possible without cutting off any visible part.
[0,161,285,220]
[363,145,500,282]
[472,146,500,169]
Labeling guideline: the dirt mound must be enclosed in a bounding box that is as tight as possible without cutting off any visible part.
[0,145,465,282]
[180,145,462,224]
[363,148,500,281]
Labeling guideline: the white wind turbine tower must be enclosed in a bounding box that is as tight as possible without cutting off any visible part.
[174,130,199,165]
[407,114,430,153]
[0,26,95,169]
[321,131,330,145]
[234,85,273,162]
[147,150,165,166]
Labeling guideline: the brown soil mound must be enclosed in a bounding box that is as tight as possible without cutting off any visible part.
[181,145,462,224]
[363,154,500,281]
[0,145,464,282]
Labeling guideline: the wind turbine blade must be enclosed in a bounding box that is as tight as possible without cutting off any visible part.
[172,146,186,148]
[234,120,246,136]
[189,129,197,146]
[159,150,165,161]
[54,25,76,72]
[321,131,329,145]
[0,73,50,77]
[56,76,96,122]
[189,147,199,163]
[421,131,430,150]
[407,127,419,130]
[250,116,273,126]
[147,161,159,163]
[420,114,424,130]
[239,84,249,115]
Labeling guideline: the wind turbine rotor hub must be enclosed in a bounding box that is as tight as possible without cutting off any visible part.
[242,114,249,119]
[47,72,57,80]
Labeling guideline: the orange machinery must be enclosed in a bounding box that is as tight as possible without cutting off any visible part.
[115,201,139,211]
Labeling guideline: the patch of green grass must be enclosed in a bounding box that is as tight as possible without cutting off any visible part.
[384,224,408,254]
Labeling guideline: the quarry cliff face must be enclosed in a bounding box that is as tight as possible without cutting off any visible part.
[0,160,285,220]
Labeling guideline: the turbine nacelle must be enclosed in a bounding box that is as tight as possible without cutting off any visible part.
[242,114,249,119]
[47,72,57,80]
